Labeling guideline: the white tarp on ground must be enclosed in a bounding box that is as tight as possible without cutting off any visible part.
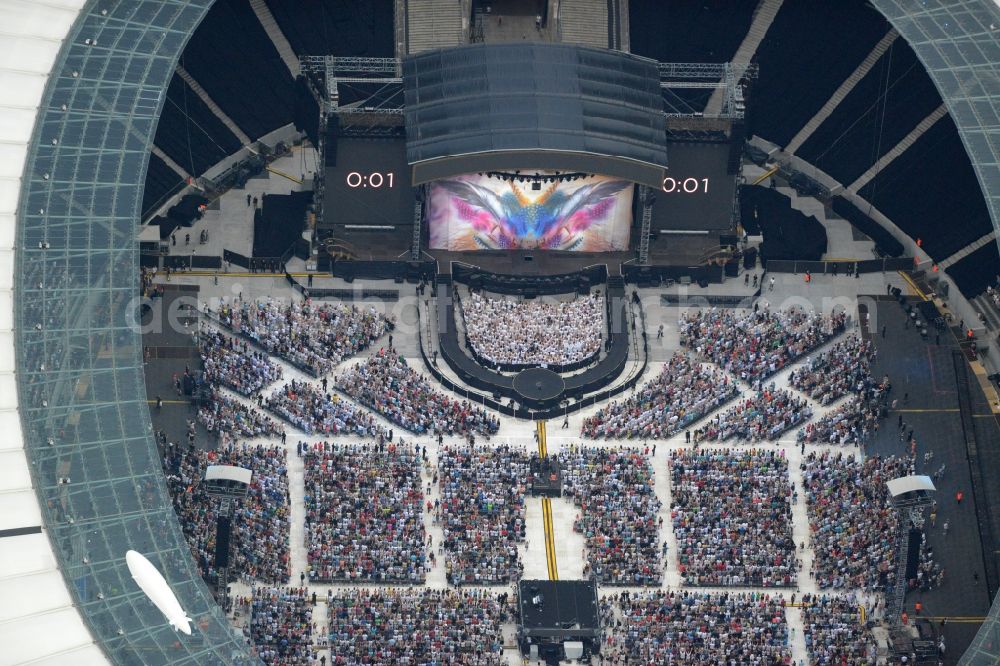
[0,1,108,663]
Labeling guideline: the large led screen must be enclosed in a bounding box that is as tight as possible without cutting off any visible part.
[428,173,634,251]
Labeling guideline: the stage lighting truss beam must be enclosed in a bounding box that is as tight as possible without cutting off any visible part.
[659,62,757,120]
[300,56,399,74]
[336,77,403,84]
[300,56,405,118]
[657,62,758,80]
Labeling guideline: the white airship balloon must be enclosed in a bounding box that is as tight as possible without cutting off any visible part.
[125,550,193,635]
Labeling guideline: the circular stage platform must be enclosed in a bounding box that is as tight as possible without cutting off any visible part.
[513,367,566,405]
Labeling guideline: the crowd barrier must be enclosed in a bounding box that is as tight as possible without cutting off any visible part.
[163,255,223,270]
[623,263,725,286]
[432,279,635,411]
[451,262,608,296]
[452,289,600,373]
[764,257,912,274]
[284,272,400,301]
[418,302,647,421]
[660,287,762,308]
[315,257,436,284]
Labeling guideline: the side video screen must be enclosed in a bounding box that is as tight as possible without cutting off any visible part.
[428,172,634,251]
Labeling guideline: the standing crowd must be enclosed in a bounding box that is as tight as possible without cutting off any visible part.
[798,396,882,446]
[600,590,790,664]
[803,451,911,590]
[680,306,847,385]
[802,593,877,665]
[199,326,283,395]
[303,441,427,583]
[338,350,500,436]
[788,335,876,405]
[198,387,284,441]
[266,379,379,436]
[438,444,528,585]
[162,443,291,586]
[461,291,604,367]
[326,588,505,665]
[697,387,812,442]
[670,449,797,587]
[215,298,388,376]
[581,353,738,440]
[242,587,315,666]
[562,446,662,586]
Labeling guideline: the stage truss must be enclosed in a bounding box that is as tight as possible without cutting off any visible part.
[301,56,758,124]
[300,55,755,259]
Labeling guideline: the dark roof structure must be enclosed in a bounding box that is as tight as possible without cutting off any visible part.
[403,43,668,188]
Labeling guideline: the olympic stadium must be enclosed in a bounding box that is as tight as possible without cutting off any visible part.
[2,0,1000,664]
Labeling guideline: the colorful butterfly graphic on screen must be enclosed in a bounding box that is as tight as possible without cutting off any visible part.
[435,177,631,251]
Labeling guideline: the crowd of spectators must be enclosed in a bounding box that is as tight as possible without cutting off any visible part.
[986,284,1000,309]
[562,446,662,585]
[798,396,881,445]
[680,307,847,385]
[802,594,877,665]
[199,326,282,395]
[803,451,911,590]
[198,388,283,440]
[326,589,505,665]
[581,353,738,440]
[162,443,290,585]
[670,449,797,587]
[215,297,388,376]
[789,335,876,405]
[241,587,314,666]
[140,266,162,298]
[337,350,500,436]
[600,590,790,664]
[438,444,528,585]
[266,379,379,436]
[697,387,812,442]
[303,441,426,583]
[461,291,603,367]
[915,533,945,591]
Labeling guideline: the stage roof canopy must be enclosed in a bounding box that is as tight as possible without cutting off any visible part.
[403,43,669,188]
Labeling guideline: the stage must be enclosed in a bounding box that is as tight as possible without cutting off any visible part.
[518,579,601,663]
[318,134,738,276]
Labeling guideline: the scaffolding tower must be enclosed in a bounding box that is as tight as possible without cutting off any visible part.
[204,465,252,614]
[886,476,937,626]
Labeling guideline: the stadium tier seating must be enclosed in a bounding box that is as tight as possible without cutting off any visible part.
[829,196,904,258]
[741,185,827,262]
[154,76,244,177]
[796,40,942,186]
[180,0,295,140]
[263,0,394,57]
[948,243,1000,299]
[629,0,755,63]
[751,0,889,148]
[253,191,312,258]
[860,115,992,262]
[142,153,186,219]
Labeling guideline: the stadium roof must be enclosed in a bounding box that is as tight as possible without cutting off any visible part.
[6,0,258,663]
[1,1,1000,664]
[872,0,1000,249]
[0,1,106,663]
[403,43,669,188]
